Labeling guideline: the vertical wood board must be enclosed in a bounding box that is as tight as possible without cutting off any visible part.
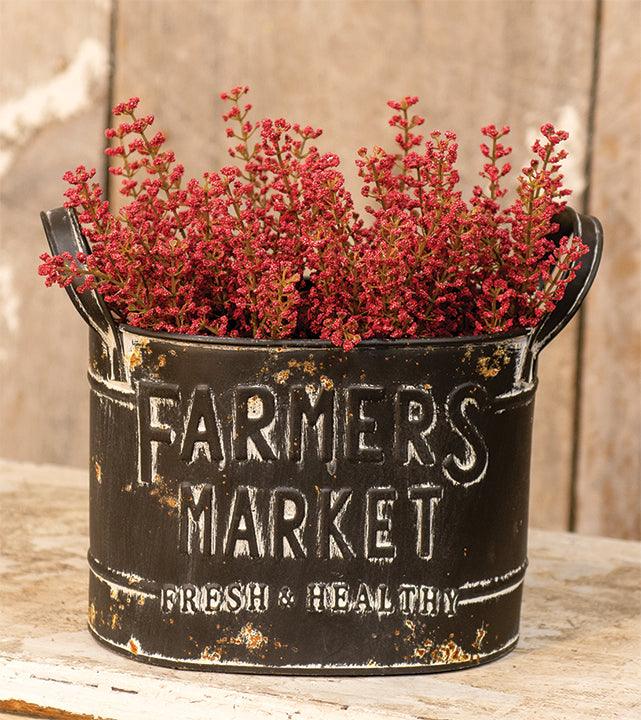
[0,0,112,467]
[577,0,641,539]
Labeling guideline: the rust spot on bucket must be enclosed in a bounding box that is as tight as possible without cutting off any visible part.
[128,347,143,370]
[201,646,222,662]
[320,374,334,390]
[412,639,434,660]
[127,338,149,370]
[477,347,510,378]
[273,369,291,384]
[287,358,317,375]
[472,624,488,651]
[215,623,271,654]
[231,623,269,651]
[128,637,140,655]
[429,636,478,665]
[149,474,178,511]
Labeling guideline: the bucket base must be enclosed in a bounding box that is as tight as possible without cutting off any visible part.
[88,624,519,676]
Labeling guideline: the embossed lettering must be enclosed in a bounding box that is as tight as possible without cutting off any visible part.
[179,482,214,556]
[345,386,384,462]
[408,484,443,560]
[233,386,277,461]
[224,486,262,558]
[288,385,334,462]
[136,379,179,485]
[394,388,437,465]
[443,383,489,486]
[271,487,307,559]
[317,488,354,559]
[365,487,397,560]
[180,385,224,463]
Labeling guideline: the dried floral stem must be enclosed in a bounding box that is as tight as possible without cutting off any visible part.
[39,89,587,349]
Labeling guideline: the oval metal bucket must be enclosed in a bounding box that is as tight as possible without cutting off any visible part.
[40,206,602,674]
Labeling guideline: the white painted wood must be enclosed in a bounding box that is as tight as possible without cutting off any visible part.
[0,459,639,720]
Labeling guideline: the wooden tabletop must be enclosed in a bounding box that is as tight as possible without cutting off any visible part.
[0,459,639,720]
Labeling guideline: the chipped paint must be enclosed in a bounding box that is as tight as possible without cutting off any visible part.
[472,624,488,651]
[287,358,318,375]
[122,335,150,375]
[458,577,525,606]
[128,345,144,370]
[89,559,156,600]
[247,394,263,417]
[149,474,178,511]
[224,623,269,652]
[460,560,528,590]
[429,637,477,665]
[89,622,519,670]
[412,638,434,660]
[477,347,510,378]
[200,646,222,662]
[273,369,291,384]
[86,367,135,401]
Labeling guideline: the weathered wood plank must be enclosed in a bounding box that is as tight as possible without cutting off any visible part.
[0,459,639,719]
[0,0,112,468]
[112,0,598,531]
[576,0,641,539]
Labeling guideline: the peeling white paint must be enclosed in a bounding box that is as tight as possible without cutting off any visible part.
[458,578,524,606]
[0,38,108,177]
[460,560,528,590]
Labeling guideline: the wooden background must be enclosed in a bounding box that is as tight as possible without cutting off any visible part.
[0,0,639,539]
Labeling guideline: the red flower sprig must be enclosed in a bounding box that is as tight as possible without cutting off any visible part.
[38,88,587,349]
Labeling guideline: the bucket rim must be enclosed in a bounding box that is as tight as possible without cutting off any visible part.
[119,324,532,350]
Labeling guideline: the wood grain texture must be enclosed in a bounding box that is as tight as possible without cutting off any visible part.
[112,0,598,531]
[0,0,112,467]
[576,0,641,539]
[1,460,639,719]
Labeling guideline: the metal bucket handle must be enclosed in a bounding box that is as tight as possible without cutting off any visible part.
[528,206,603,356]
[40,207,126,382]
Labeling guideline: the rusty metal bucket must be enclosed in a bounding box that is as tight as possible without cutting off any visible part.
[40,206,602,674]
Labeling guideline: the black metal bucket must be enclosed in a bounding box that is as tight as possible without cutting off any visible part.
[41,206,602,674]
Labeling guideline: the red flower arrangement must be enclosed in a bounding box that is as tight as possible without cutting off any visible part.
[39,87,587,349]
